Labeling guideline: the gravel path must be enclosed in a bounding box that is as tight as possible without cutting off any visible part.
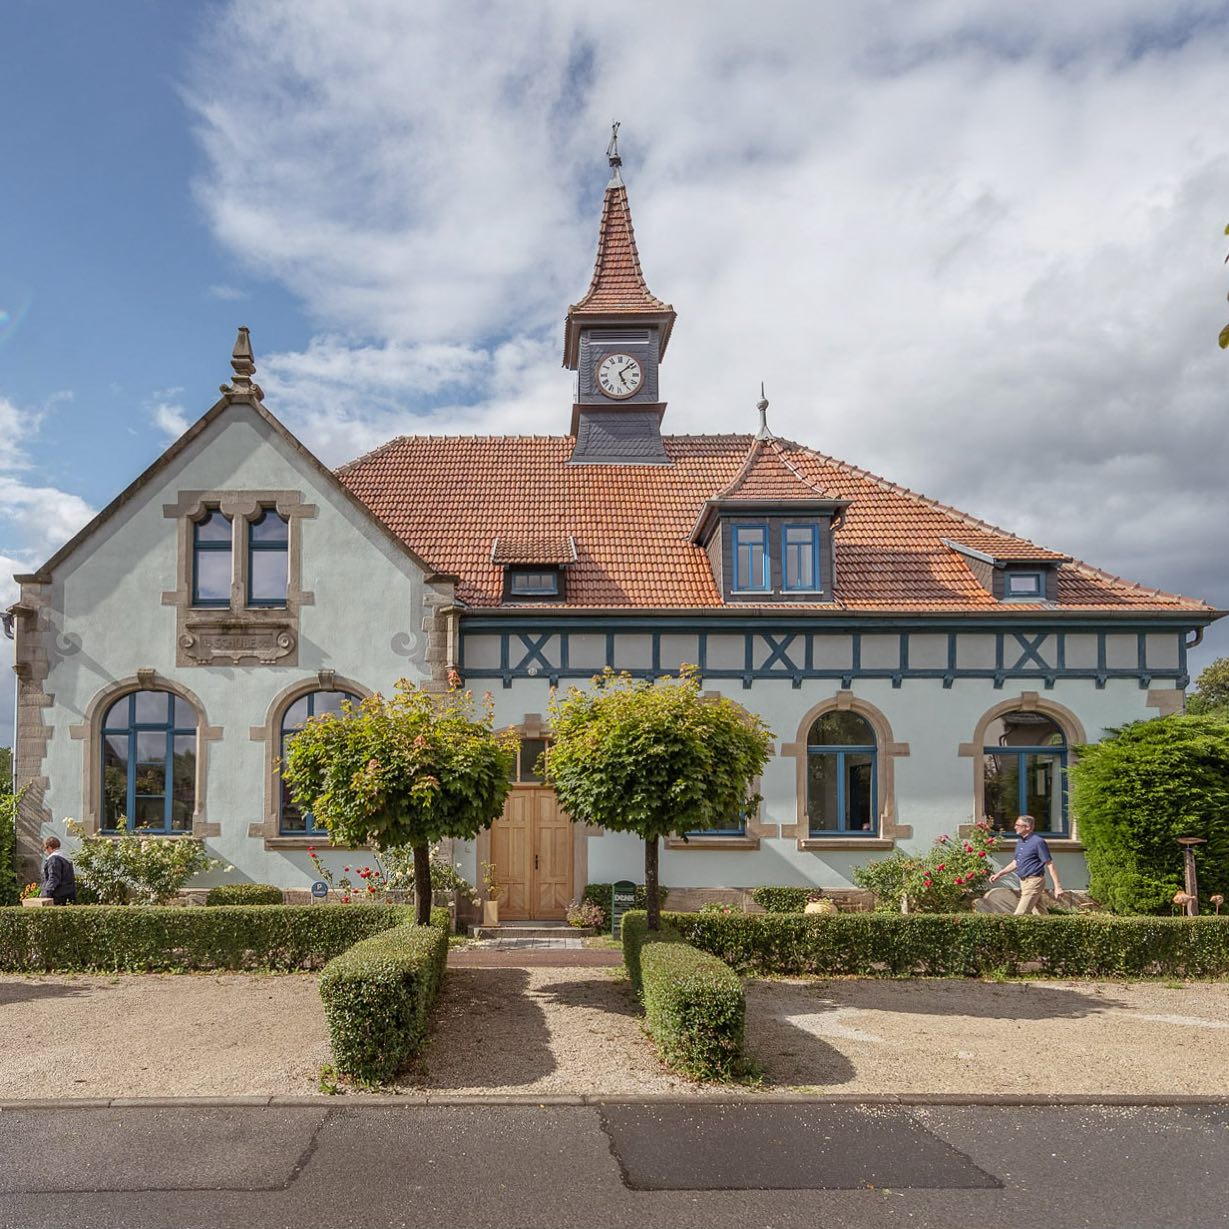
[2,970,1226,1099]
[746,978,1229,1096]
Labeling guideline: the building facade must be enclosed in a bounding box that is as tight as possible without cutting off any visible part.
[7,139,1219,911]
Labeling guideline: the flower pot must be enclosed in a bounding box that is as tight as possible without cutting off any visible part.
[21,897,53,907]
[482,899,499,927]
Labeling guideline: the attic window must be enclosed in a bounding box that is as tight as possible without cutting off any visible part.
[505,569,563,600]
[1004,571,1044,600]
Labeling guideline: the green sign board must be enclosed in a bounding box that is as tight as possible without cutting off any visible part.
[611,879,637,939]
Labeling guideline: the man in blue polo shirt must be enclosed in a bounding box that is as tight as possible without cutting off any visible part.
[988,814,1065,914]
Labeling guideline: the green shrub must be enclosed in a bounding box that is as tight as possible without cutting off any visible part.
[65,822,217,904]
[0,903,411,972]
[750,886,813,913]
[640,939,745,1080]
[583,882,667,919]
[1071,715,1229,914]
[0,786,21,908]
[633,909,1229,979]
[205,884,285,906]
[318,918,449,1083]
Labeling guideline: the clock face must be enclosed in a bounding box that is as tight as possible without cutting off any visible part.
[596,352,644,399]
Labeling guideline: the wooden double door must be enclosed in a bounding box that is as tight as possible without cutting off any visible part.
[489,787,573,920]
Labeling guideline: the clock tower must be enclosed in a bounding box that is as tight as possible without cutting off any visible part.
[564,125,676,464]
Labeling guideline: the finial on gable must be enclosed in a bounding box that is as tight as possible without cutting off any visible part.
[755,382,774,441]
[221,325,263,399]
[606,120,623,188]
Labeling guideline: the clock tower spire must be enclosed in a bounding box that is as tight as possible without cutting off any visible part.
[565,124,676,464]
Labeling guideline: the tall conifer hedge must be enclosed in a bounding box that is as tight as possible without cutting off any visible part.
[1071,715,1229,913]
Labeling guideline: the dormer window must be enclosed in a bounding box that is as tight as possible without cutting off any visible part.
[1004,571,1044,600]
[505,568,563,600]
[732,525,771,593]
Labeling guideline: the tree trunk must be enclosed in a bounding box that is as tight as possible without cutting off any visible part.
[645,836,660,931]
[413,842,432,925]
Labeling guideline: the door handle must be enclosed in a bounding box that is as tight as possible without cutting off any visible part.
[534,854,539,870]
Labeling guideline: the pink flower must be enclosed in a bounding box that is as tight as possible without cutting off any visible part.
[307,845,315,853]
[953,876,964,885]
[936,863,946,871]
[343,866,350,872]
[978,850,987,858]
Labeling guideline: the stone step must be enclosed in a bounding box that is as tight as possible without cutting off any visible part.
[471,924,595,940]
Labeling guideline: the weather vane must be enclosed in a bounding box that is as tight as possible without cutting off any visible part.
[606,121,623,186]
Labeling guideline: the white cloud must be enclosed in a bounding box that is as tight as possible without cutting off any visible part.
[177,0,1229,670]
[208,283,247,301]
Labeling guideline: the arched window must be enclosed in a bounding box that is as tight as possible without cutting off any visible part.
[248,508,290,607]
[101,690,198,832]
[279,690,358,833]
[807,710,878,836]
[982,711,1068,836]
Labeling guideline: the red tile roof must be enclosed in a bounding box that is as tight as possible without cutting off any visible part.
[711,436,837,502]
[491,534,577,565]
[337,433,1212,615]
[570,185,672,316]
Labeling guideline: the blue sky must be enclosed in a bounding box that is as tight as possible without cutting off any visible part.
[4,0,1229,748]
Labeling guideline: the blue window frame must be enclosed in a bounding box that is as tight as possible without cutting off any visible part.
[192,509,232,607]
[687,798,752,838]
[1004,570,1044,600]
[248,509,290,607]
[101,690,197,833]
[782,523,821,591]
[983,711,1068,836]
[279,690,359,833]
[732,524,770,592]
[807,711,878,836]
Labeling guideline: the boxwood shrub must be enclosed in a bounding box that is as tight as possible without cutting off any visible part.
[0,903,412,972]
[318,916,450,1084]
[624,909,1229,979]
[205,884,285,906]
[749,886,813,913]
[640,938,745,1081]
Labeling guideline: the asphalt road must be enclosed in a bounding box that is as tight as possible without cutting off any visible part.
[0,1101,1225,1229]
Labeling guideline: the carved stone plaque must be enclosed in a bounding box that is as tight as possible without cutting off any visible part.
[181,620,296,665]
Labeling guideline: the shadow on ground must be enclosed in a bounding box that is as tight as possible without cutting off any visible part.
[0,978,99,1007]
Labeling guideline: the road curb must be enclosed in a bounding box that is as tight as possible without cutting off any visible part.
[1,1092,1226,1110]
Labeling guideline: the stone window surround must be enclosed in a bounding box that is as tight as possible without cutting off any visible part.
[162,490,316,669]
[69,671,223,837]
[780,691,911,851]
[665,692,776,850]
[958,691,1088,851]
[249,671,372,850]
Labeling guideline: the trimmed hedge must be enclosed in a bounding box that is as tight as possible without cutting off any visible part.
[319,916,450,1083]
[749,886,812,913]
[640,938,745,1081]
[0,904,412,972]
[205,884,285,906]
[623,909,1229,979]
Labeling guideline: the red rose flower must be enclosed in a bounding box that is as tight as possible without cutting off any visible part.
[937,863,946,871]
[978,851,987,858]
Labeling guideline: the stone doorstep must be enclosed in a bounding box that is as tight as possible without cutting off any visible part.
[472,924,595,940]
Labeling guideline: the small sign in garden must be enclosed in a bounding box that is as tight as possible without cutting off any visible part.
[611,880,637,938]
[310,880,329,902]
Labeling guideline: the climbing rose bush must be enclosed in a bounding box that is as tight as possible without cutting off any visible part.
[64,819,218,904]
[853,821,998,912]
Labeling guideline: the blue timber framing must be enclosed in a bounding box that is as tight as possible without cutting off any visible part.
[458,615,1203,690]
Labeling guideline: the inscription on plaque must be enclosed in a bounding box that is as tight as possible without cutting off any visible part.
[181,621,296,665]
